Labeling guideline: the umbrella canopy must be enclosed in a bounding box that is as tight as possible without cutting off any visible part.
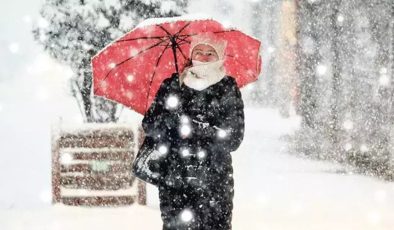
[92,15,262,115]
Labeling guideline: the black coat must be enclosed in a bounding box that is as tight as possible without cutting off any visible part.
[141,73,245,229]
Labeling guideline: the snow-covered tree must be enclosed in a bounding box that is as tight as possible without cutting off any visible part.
[32,0,188,122]
[246,0,281,108]
[293,0,394,178]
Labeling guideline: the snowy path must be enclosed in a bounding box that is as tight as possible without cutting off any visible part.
[231,108,394,230]
[1,108,394,230]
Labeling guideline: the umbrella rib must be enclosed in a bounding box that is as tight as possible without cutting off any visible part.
[156,24,192,74]
[176,41,189,46]
[145,43,172,111]
[95,39,168,95]
[156,25,172,37]
[174,22,191,37]
[177,34,194,39]
[173,35,191,62]
[212,29,237,34]
[176,36,191,45]
[174,42,188,61]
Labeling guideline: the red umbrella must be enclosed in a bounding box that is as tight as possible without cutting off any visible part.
[92,15,262,115]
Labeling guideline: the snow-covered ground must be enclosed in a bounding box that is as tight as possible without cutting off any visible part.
[231,108,394,230]
[1,108,394,230]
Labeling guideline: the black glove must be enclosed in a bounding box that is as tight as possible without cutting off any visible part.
[162,172,184,189]
[183,164,209,190]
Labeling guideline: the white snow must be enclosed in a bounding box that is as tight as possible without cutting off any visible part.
[165,94,179,109]
[61,187,137,197]
[157,144,169,155]
[217,128,228,138]
[180,124,192,137]
[179,208,194,223]
[197,150,206,159]
[8,42,20,54]
[135,13,217,29]
[2,108,394,229]
[134,13,260,41]
[0,204,162,230]
[37,17,49,28]
[59,153,73,164]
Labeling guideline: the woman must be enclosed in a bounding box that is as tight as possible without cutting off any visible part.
[141,33,245,230]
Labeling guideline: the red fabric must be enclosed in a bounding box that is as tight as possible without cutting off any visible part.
[92,18,262,115]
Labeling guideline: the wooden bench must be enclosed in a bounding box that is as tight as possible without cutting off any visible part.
[51,123,146,206]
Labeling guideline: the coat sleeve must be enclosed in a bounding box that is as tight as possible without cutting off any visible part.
[141,78,171,141]
[199,78,245,153]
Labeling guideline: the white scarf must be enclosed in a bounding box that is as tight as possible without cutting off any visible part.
[180,60,226,91]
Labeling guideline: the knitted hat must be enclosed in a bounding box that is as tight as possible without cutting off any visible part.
[189,32,227,60]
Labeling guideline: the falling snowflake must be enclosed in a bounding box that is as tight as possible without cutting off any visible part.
[179,208,194,223]
[344,143,352,151]
[180,148,191,158]
[158,144,169,155]
[267,46,275,53]
[360,144,369,153]
[99,81,108,91]
[379,74,390,87]
[166,95,179,109]
[217,129,228,139]
[130,48,139,57]
[180,115,190,124]
[197,150,206,159]
[9,43,20,54]
[60,153,73,164]
[180,124,192,137]
[379,67,388,75]
[337,14,345,23]
[124,91,133,99]
[108,62,116,69]
[126,74,134,82]
[343,120,354,130]
[316,64,327,76]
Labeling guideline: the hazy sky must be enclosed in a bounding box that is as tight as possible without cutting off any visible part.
[0,0,45,81]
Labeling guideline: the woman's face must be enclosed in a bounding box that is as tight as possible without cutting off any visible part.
[191,44,219,62]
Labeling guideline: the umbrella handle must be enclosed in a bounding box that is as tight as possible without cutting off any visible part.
[170,37,179,74]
